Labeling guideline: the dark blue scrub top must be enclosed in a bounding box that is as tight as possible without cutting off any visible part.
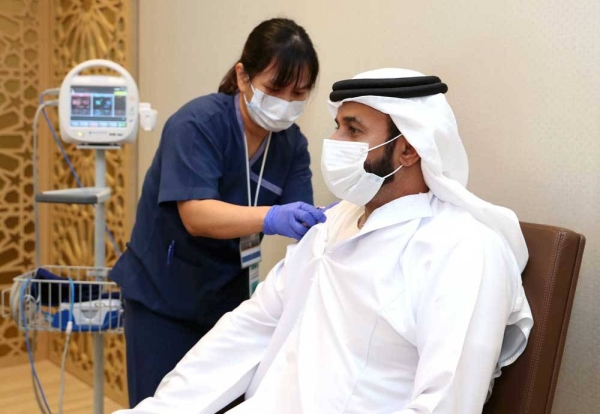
[110,93,313,326]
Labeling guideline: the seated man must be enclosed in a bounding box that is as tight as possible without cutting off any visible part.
[116,68,533,414]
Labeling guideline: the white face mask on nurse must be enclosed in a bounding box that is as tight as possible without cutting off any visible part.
[236,63,311,132]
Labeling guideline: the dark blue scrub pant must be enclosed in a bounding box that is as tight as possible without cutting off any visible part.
[124,299,213,407]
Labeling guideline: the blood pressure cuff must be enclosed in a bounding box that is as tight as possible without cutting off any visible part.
[32,268,101,306]
[329,76,448,102]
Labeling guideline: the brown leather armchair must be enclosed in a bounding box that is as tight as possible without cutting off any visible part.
[484,222,586,414]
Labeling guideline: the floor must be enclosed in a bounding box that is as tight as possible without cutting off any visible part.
[0,360,124,414]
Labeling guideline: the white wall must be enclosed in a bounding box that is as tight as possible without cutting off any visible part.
[138,1,599,412]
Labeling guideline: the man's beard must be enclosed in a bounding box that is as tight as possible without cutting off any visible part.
[364,139,397,186]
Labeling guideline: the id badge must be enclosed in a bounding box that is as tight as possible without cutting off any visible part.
[240,233,261,295]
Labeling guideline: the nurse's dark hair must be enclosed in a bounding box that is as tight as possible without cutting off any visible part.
[218,18,319,95]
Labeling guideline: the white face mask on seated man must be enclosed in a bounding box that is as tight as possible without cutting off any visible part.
[115,68,533,414]
[321,133,403,206]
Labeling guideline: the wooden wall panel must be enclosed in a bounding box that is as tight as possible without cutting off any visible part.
[0,0,47,367]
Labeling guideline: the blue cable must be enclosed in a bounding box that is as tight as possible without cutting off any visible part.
[39,96,122,257]
[20,279,53,414]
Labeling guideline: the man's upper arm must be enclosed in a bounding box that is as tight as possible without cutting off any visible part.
[396,234,514,414]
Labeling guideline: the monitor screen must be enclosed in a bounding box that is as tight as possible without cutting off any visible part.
[69,86,127,128]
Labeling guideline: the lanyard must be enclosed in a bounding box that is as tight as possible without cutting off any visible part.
[236,93,272,207]
[243,132,271,207]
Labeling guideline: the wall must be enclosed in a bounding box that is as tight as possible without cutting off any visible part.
[138,1,599,412]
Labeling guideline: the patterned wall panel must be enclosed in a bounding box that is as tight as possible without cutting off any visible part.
[46,0,133,405]
[0,0,40,364]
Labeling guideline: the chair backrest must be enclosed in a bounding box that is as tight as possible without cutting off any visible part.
[483,222,586,414]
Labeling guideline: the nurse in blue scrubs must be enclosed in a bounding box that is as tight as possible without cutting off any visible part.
[109,18,324,407]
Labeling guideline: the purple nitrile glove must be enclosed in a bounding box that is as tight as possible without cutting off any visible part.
[263,202,327,240]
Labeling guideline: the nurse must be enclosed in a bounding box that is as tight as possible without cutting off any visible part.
[109,17,324,407]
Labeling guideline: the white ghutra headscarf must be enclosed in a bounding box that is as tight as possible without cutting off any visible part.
[328,68,529,271]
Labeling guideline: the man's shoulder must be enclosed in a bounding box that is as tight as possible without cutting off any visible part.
[413,199,505,252]
[322,200,362,227]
